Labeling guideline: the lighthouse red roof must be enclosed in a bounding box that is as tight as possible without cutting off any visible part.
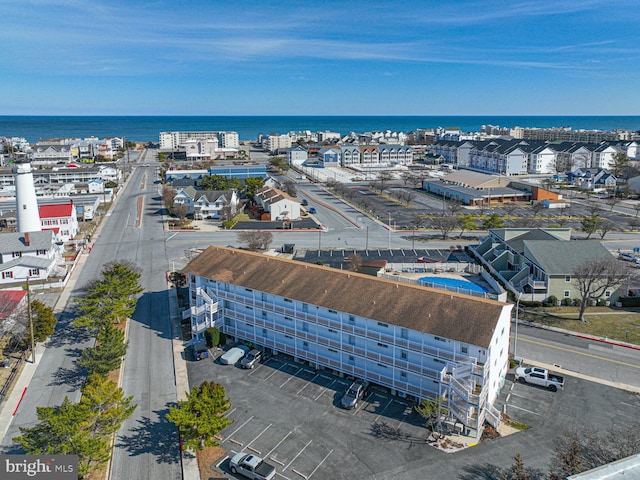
[39,202,73,218]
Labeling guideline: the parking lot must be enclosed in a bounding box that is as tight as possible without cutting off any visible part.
[188,350,433,480]
[186,350,640,479]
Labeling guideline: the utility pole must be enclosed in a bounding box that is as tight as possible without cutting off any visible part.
[26,277,35,364]
[388,212,391,249]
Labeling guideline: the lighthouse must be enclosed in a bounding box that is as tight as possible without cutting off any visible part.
[14,159,41,233]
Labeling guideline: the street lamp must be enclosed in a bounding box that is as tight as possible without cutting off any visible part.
[513,292,522,361]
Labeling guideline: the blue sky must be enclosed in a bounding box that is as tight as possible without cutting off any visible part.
[2,0,639,116]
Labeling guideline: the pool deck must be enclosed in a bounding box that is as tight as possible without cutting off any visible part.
[395,271,493,293]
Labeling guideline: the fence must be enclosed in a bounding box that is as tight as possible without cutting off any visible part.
[0,351,27,404]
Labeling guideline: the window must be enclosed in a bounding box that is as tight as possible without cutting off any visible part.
[348,355,355,363]
[400,371,407,378]
[400,328,408,339]
[224,317,231,326]
[245,305,253,310]
[302,322,309,332]
[605,291,611,298]
[328,309,337,314]
[328,348,338,353]
[348,335,355,345]
[348,315,355,323]
[434,336,446,343]
[328,328,337,333]
[400,351,407,360]
[377,342,388,348]
[262,310,267,317]
[29,269,40,276]
[262,328,268,336]
[284,298,293,303]
[2,271,13,279]
[377,322,389,328]
[564,290,570,298]
[565,275,571,282]
[12,252,22,258]
[461,346,468,354]
[245,288,253,292]
[302,303,308,312]
[284,316,293,321]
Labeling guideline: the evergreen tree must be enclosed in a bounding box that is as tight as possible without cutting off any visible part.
[75,261,143,333]
[30,299,57,343]
[244,176,266,196]
[166,381,234,451]
[581,214,601,240]
[483,213,505,229]
[77,323,128,376]
[13,376,136,479]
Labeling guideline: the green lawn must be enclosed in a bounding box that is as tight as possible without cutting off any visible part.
[519,306,640,344]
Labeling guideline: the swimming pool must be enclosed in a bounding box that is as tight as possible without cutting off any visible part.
[418,276,490,294]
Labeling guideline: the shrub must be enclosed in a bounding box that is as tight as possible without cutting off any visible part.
[574,298,582,307]
[521,300,542,308]
[547,295,558,306]
[221,220,235,229]
[561,298,572,306]
[205,327,220,347]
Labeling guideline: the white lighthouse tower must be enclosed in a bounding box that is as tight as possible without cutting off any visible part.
[14,159,41,233]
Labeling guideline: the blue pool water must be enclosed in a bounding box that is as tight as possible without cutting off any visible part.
[419,276,489,294]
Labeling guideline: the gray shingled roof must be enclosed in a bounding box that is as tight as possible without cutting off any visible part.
[0,255,54,271]
[523,240,613,275]
[183,247,510,349]
[0,231,54,254]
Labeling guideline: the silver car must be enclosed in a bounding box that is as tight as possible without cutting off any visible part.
[340,379,368,409]
[240,349,262,369]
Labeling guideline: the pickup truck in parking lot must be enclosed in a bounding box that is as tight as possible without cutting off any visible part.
[229,452,276,480]
[515,366,564,392]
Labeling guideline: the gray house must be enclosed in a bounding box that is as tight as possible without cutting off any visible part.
[471,228,619,302]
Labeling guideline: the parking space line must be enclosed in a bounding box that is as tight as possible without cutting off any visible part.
[307,449,334,480]
[297,373,320,395]
[225,407,237,417]
[243,423,272,455]
[292,468,307,479]
[247,364,264,376]
[621,401,639,408]
[508,404,541,416]
[266,431,293,459]
[373,397,395,423]
[216,455,229,469]
[280,367,305,388]
[283,440,312,471]
[265,362,288,381]
[223,415,254,443]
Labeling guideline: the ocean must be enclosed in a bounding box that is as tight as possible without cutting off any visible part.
[1,115,640,144]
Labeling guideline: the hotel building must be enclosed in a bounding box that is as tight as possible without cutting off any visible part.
[183,247,512,434]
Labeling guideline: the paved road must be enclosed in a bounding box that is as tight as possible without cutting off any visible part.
[1,150,181,480]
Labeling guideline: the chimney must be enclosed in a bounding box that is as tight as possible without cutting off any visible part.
[24,232,30,246]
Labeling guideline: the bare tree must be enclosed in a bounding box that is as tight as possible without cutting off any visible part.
[605,195,620,211]
[597,219,617,239]
[431,216,458,240]
[281,180,297,197]
[237,230,273,251]
[162,185,176,210]
[169,203,190,224]
[530,203,544,218]
[502,202,518,217]
[573,258,630,322]
[376,171,394,192]
[447,200,464,216]
[345,254,363,272]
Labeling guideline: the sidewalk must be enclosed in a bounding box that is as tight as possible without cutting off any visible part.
[167,281,199,479]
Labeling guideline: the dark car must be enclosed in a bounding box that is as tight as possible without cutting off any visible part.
[340,379,368,409]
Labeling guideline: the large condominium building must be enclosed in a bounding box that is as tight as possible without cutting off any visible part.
[159,131,239,150]
[184,247,512,434]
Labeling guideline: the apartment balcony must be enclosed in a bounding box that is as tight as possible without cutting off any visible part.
[191,320,209,336]
[527,278,547,290]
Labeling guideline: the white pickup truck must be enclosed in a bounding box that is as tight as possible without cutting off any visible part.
[515,366,564,392]
[229,452,276,480]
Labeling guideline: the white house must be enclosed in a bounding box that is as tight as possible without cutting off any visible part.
[254,186,301,220]
[173,187,240,220]
[39,202,79,243]
[285,146,308,166]
[184,247,512,435]
[0,231,60,284]
[528,145,557,174]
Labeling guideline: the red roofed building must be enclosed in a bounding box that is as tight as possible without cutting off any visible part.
[0,289,27,320]
[39,202,78,242]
